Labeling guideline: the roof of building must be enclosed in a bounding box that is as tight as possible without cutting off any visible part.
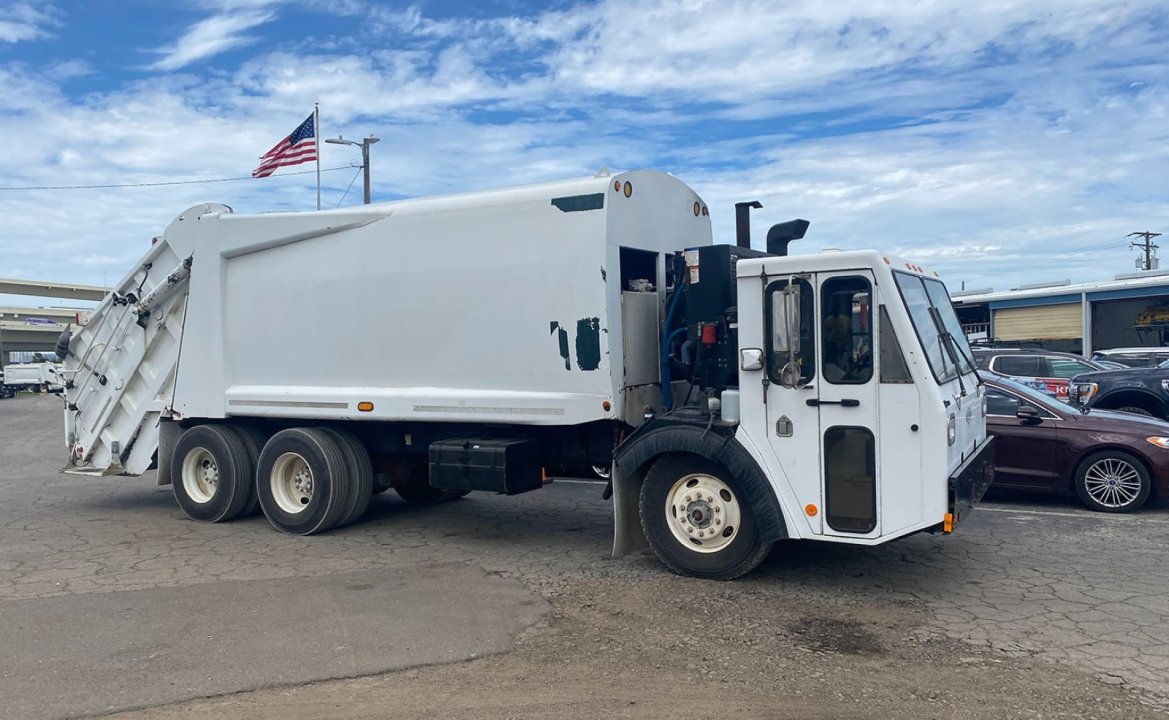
[952,269,1169,307]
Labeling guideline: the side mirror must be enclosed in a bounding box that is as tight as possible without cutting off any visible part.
[740,348,764,371]
[1016,405,1042,423]
[769,284,804,389]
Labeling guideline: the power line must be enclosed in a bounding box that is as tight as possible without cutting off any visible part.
[959,235,1132,283]
[0,165,353,191]
[335,166,364,208]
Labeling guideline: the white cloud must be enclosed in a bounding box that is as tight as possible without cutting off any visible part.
[0,2,59,44]
[150,9,276,71]
[0,0,1167,300]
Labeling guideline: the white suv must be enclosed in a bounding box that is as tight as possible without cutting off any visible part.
[1090,347,1169,368]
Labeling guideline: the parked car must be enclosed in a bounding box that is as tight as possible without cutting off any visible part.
[1090,347,1169,368]
[983,372,1169,512]
[1069,365,1169,420]
[972,348,1108,401]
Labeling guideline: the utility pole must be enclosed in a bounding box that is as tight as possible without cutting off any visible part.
[1129,231,1162,271]
[325,134,380,204]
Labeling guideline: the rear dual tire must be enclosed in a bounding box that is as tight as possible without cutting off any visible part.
[256,428,354,536]
[171,425,255,523]
[318,427,373,526]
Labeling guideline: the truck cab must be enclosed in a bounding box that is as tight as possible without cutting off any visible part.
[614,249,992,578]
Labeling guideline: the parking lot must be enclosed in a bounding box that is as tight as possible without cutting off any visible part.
[3,393,1169,719]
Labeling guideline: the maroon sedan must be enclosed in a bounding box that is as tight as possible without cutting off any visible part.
[984,372,1169,512]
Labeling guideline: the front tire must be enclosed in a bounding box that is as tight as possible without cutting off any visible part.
[256,428,353,535]
[639,454,772,580]
[1074,450,1151,513]
[171,424,254,522]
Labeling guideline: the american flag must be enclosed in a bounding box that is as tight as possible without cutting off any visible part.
[252,113,317,178]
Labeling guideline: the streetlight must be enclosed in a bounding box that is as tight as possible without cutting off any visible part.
[325,134,380,204]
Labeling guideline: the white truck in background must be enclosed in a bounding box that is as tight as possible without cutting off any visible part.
[59,169,993,579]
[2,357,63,398]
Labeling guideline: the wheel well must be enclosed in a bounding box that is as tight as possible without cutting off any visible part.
[1095,390,1166,417]
[614,423,788,544]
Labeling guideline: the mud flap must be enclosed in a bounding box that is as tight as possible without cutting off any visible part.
[157,419,180,486]
[611,465,647,556]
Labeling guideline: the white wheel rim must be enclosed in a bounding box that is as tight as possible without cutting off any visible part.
[271,452,314,514]
[1084,457,1143,508]
[664,473,742,553]
[180,446,218,504]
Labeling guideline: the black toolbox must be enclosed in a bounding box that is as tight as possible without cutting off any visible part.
[428,437,543,495]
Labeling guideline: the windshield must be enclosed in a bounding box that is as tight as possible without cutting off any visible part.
[894,271,976,384]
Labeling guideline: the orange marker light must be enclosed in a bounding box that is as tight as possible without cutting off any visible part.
[623,181,633,198]
[357,401,374,412]
[804,504,818,517]
[693,201,701,216]
[943,512,954,533]
[602,400,612,411]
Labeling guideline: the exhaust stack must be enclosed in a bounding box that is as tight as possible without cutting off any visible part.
[734,201,762,248]
[766,219,810,257]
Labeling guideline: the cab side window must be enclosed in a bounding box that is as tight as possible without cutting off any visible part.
[820,277,873,384]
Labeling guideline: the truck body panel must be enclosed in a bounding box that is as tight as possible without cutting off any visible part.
[164,170,707,426]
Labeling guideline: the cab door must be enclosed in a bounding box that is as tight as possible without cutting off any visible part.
[764,271,880,538]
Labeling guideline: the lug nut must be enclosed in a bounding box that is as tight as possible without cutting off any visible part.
[715,518,722,525]
[684,495,692,503]
[714,507,720,513]
[698,531,704,537]
[687,527,694,534]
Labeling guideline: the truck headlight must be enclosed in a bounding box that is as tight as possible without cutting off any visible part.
[947,414,956,445]
[1069,382,1097,404]
[1147,437,1169,449]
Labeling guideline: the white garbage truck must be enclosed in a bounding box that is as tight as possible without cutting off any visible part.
[60,169,993,579]
[2,358,63,398]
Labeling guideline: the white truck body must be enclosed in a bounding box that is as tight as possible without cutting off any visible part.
[2,361,63,395]
[60,169,992,579]
[64,170,705,474]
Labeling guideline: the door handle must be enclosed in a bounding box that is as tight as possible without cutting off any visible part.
[806,398,860,407]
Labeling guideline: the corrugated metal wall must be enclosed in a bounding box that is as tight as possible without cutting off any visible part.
[994,304,1082,341]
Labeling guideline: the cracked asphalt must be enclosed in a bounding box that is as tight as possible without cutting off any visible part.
[3,393,1169,719]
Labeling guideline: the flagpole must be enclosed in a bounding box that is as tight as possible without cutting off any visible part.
[314,102,321,211]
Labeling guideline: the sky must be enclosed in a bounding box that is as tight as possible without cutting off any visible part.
[1,0,1167,308]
